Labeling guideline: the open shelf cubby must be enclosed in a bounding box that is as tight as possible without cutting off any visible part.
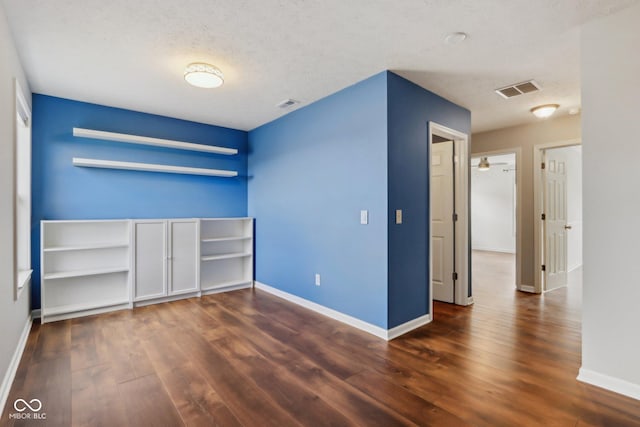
[41,220,132,323]
[199,218,253,292]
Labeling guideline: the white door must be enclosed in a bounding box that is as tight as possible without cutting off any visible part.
[543,150,568,291]
[169,220,199,295]
[134,221,167,301]
[431,141,455,303]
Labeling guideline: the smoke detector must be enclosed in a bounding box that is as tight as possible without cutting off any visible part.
[495,80,541,99]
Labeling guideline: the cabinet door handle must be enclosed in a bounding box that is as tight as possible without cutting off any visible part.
[564,225,572,230]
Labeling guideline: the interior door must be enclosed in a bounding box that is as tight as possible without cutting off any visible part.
[543,149,568,291]
[134,220,167,301]
[431,140,455,303]
[169,220,199,295]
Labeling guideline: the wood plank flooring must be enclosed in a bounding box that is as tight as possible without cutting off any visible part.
[2,251,640,426]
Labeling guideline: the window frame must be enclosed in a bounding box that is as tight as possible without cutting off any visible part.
[14,79,32,300]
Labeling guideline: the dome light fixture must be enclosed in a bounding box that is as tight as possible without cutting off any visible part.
[478,157,490,171]
[531,104,559,119]
[444,32,468,45]
[184,63,224,88]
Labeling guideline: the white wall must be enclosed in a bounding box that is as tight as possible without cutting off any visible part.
[580,2,640,399]
[0,3,32,412]
[472,154,516,253]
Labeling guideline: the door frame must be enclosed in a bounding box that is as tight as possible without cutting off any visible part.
[428,122,472,311]
[470,148,522,291]
[533,138,581,293]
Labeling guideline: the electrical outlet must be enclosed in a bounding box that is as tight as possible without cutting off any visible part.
[315,273,321,286]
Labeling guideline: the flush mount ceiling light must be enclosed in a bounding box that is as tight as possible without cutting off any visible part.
[444,32,468,45]
[184,63,224,88]
[478,157,490,171]
[531,104,559,119]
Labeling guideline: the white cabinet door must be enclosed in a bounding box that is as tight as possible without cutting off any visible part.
[134,221,167,301]
[168,220,199,295]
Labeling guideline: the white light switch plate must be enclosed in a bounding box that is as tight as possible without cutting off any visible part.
[396,209,403,224]
[360,210,368,225]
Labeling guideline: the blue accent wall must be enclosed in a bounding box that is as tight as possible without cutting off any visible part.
[31,94,248,309]
[386,72,471,327]
[248,72,389,328]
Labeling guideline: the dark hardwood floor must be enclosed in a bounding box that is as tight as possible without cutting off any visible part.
[2,251,639,426]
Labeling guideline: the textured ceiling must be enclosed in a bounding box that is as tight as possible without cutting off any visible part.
[2,0,636,132]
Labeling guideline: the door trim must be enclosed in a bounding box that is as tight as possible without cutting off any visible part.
[471,148,522,291]
[428,122,471,311]
[533,138,581,293]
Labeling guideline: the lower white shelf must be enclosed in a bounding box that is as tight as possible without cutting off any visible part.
[201,252,252,262]
[73,157,238,177]
[43,267,129,280]
[43,243,129,252]
[43,298,130,317]
[201,279,253,291]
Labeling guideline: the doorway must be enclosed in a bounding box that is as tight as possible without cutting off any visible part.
[428,122,471,307]
[471,152,518,294]
[534,141,582,292]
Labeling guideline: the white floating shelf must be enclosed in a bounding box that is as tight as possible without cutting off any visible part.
[73,158,238,178]
[43,266,129,280]
[201,236,251,243]
[201,252,252,262]
[73,128,238,155]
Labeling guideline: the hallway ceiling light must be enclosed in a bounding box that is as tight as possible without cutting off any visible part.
[478,157,490,171]
[531,104,559,119]
[184,63,224,88]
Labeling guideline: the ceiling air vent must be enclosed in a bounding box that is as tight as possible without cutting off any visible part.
[495,80,541,99]
[276,99,300,109]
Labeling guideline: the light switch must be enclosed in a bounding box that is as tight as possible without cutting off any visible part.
[395,209,403,224]
[360,210,368,225]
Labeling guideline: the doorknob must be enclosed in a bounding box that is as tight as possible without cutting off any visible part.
[564,225,572,230]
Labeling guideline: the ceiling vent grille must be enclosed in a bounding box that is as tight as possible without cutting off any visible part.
[276,99,300,109]
[495,80,541,99]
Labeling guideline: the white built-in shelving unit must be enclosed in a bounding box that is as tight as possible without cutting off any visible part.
[200,218,254,295]
[41,220,132,323]
[40,217,254,322]
[71,128,239,177]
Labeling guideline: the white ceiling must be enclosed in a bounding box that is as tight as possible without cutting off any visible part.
[2,0,636,132]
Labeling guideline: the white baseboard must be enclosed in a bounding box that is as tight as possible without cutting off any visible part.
[568,263,583,273]
[519,285,536,293]
[0,315,32,418]
[387,314,432,340]
[254,281,431,340]
[472,247,516,254]
[31,309,41,319]
[578,367,640,401]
